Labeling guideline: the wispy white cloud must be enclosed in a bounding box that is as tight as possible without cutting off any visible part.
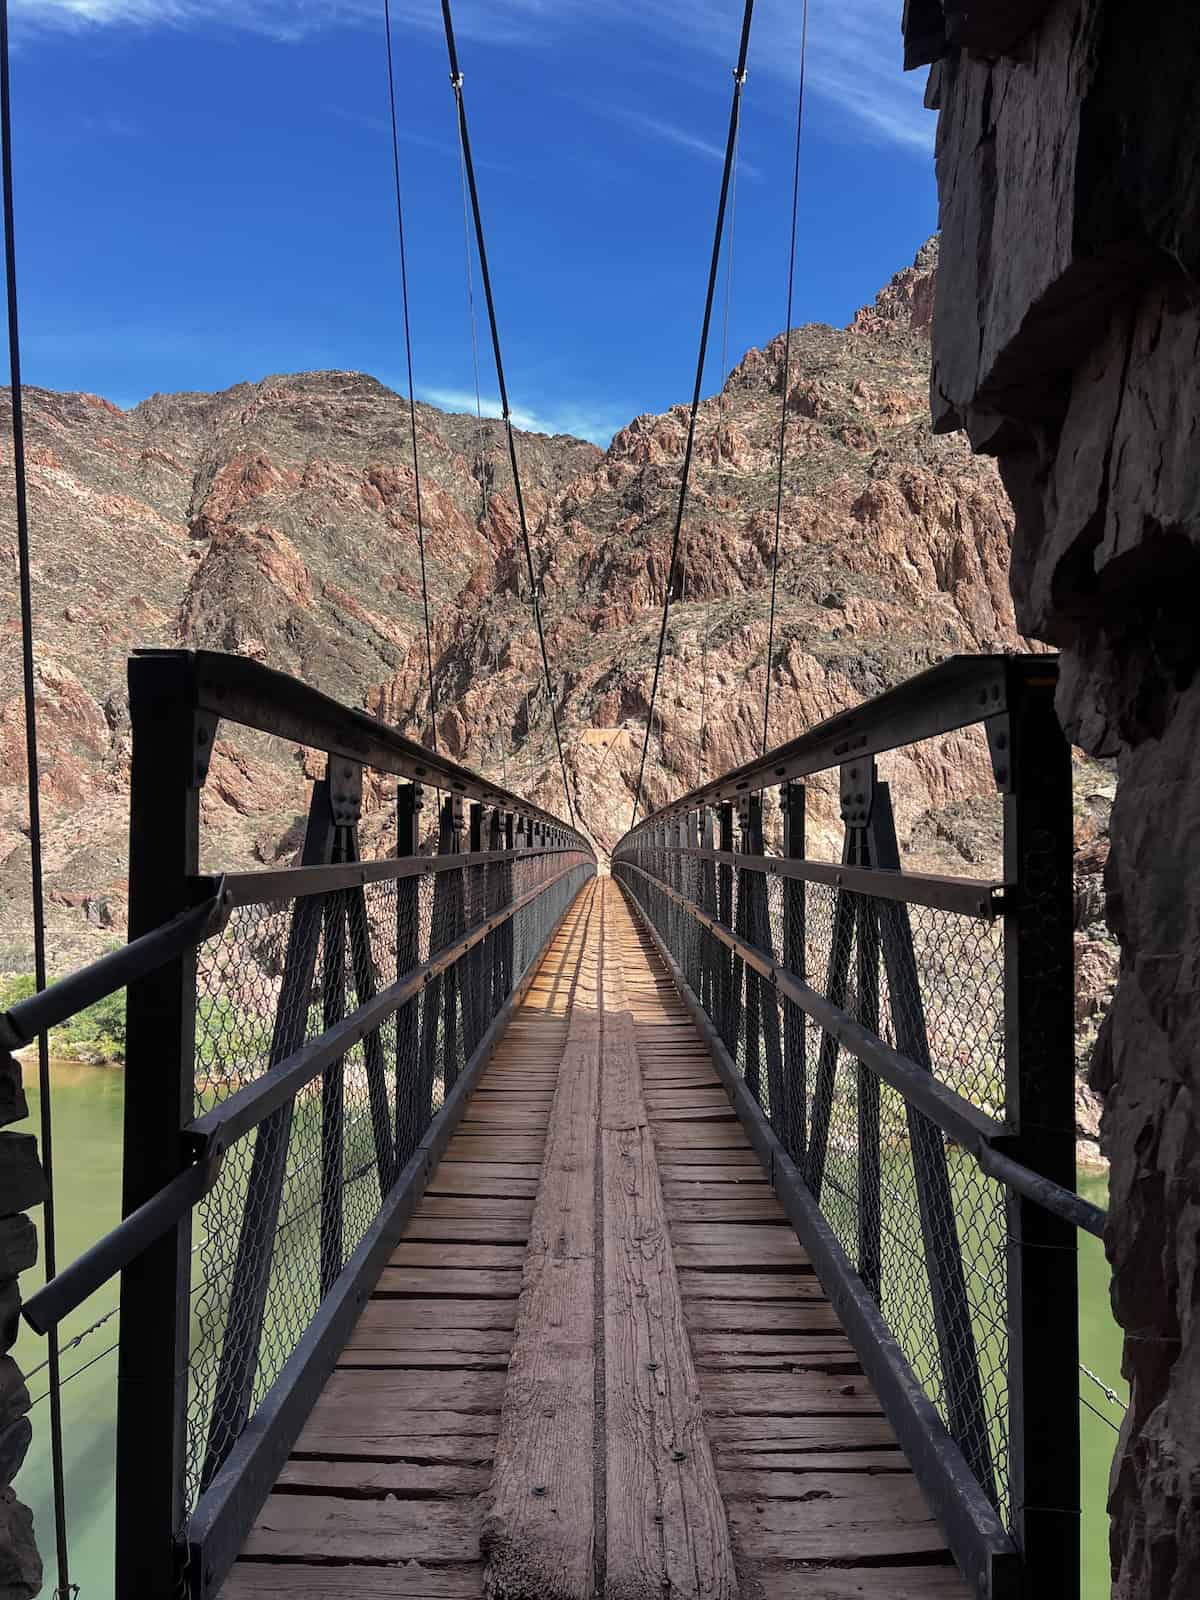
[417,383,624,447]
[13,0,932,155]
[584,103,764,181]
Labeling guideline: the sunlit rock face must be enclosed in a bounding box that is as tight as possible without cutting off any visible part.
[908,1,1200,1593]
[0,245,1026,974]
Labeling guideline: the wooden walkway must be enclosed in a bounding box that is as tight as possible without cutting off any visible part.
[224,878,967,1600]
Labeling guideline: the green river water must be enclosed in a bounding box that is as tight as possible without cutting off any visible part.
[13,1062,1124,1597]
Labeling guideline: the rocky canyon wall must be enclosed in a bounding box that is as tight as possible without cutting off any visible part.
[904,2,1199,1594]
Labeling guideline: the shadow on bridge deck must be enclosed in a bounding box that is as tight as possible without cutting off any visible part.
[222,879,967,1599]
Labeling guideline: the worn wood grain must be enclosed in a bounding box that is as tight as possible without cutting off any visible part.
[670,1224,809,1269]
[242,1493,482,1562]
[600,897,738,1600]
[402,1217,531,1245]
[482,880,601,1600]
[376,1267,524,1299]
[704,1415,898,1449]
[681,1300,845,1333]
[679,1272,825,1301]
[350,1298,518,1331]
[223,1562,484,1597]
[725,1475,946,1560]
[416,1196,535,1221]
[755,1565,967,1598]
[277,1458,492,1496]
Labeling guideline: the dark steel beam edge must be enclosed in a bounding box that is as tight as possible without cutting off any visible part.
[614,874,1022,1600]
[24,1162,214,1336]
[614,654,1058,835]
[141,647,590,840]
[215,846,583,906]
[978,1144,1106,1239]
[185,872,592,1600]
[0,885,228,1050]
[618,860,1003,1151]
[631,848,1007,920]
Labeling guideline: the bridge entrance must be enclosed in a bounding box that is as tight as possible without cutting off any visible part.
[12,648,1092,1599]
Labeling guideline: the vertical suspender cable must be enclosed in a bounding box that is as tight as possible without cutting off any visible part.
[456,119,489,520]
[629,0,755,830]
[697,112,742,790]
[439,0,577,832]
[0,4,73,1594]
[761,0,808,757]
[382,0,440,753]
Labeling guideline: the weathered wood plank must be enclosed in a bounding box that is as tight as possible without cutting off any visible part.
[222,1561,484,1597]
[701,1372,883,1415]
[242,1493,482,1562]
[671,1224,809,1269]
[705,1415,898,1449]
[679,1272,823,1301]
[443,1137,546,1162]
[320,1369,506,1414]
[427,1164,541,1192]
[681,1300,844,1333]
[725,1475,946,1559]
[355,1298,518,1331]
[375,1268,523,1298]
[276,1457,492,1495]
[415,1196,535,1221]
[390,1243,528,1270]
[402,1217,530,1245]
[755,1566,967,1598]
[602,894,738,1600]
[715,1450,909,1473]
[690,1332,855,1358]
[652,1124,752,1148]
[482,879,600,1600]
[346,1324,513,1358]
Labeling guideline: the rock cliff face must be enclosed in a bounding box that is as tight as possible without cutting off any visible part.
[0,245,1033,973]
[907,2,1199,1595]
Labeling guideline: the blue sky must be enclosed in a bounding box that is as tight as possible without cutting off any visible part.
[9,1,937,444]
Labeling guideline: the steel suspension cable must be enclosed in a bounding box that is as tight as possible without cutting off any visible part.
[382,0,439,753]
[629,0,755,830]
[456,113,489,520]
[0,4,73,1593]
[697,111,743,790]
[439,0,577,831]
[761,0,808,757]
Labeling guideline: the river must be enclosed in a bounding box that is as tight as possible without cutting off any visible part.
[12,1063,1123,1597]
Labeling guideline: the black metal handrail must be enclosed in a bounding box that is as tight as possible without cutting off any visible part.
[613,652,1085,1600]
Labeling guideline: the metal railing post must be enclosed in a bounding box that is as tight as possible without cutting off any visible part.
[736,796,758,1096]
[999,668,1079,1590]
[781,782,807,1165]
[464,802,484,1057]
[394,783,422,1168]
[717,802,735,1053]
[117,653,208,1598]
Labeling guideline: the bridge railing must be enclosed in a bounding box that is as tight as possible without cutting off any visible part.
[613,653,1087,1600]
[17,649,594,1600]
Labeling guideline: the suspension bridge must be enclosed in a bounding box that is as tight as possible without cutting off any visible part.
[0,0,1105,1597]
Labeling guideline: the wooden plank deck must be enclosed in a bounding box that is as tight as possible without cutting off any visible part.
[223,877,968,1600]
